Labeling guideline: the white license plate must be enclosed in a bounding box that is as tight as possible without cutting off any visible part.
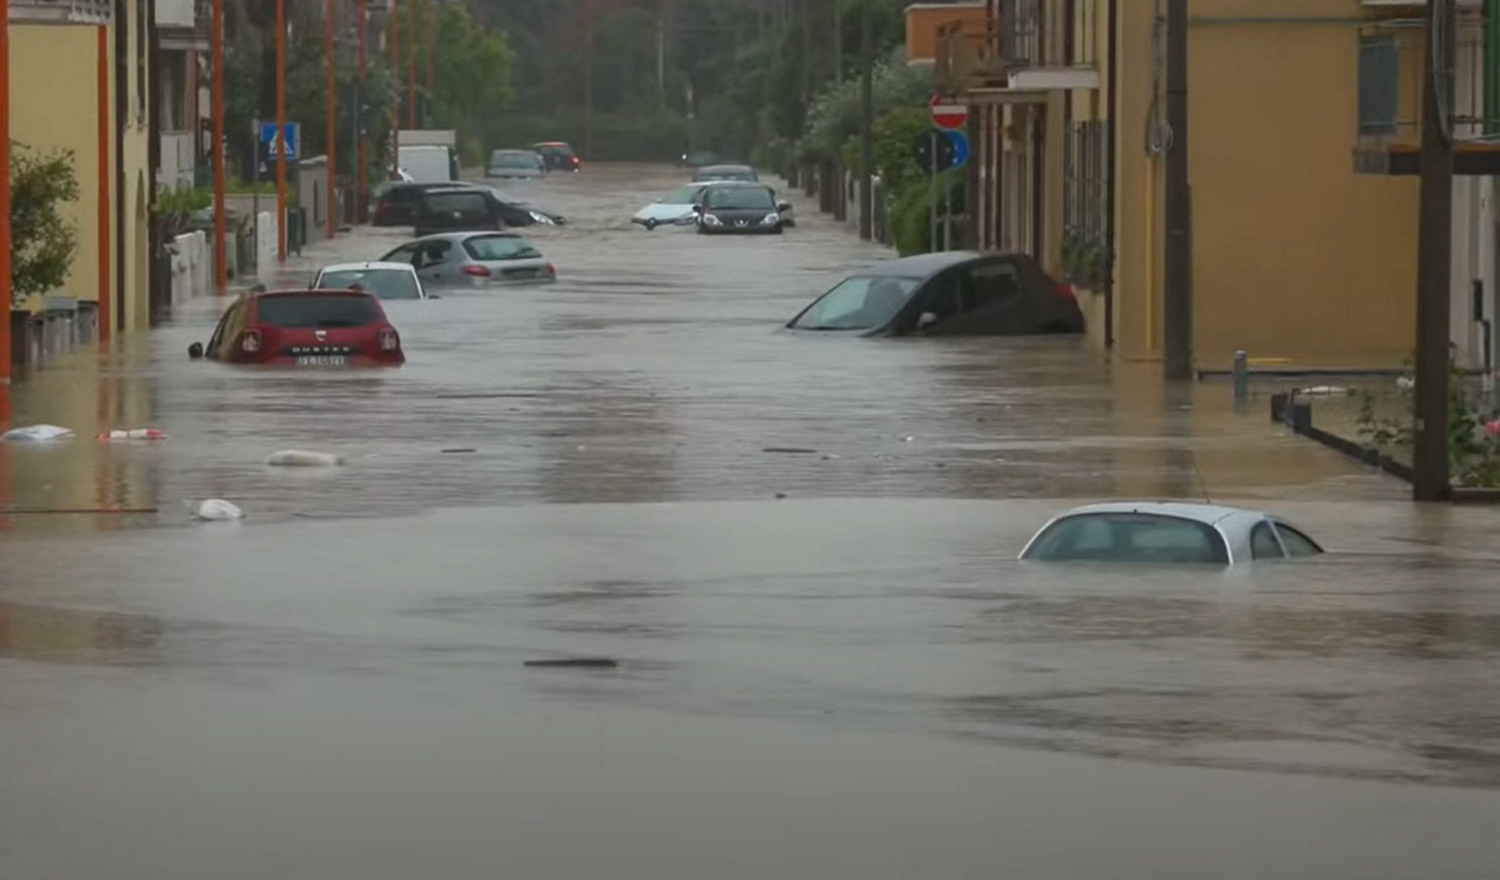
[295,355,348,367]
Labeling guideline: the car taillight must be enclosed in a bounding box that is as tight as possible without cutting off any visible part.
[1054,281,1077,302]
[461,264,492,277]
[378,326,400,352]
[543,262,556,276]
[239,329,261,354]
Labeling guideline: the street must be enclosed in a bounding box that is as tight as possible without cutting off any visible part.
[1,165,1499,878]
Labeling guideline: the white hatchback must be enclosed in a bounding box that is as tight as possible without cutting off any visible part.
[311,261,428,300]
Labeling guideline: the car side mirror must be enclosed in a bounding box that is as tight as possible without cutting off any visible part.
[188,342,204,359]
[693,204,704,214]
[778,201,792,213]
[917,312,940,332]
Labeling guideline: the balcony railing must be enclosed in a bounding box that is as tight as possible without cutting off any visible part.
[1355,20,1500,173]
[8,0,112,23]
[999,0,1096,71]
[935,22,1006,93]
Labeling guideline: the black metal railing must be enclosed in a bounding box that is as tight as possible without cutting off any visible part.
[999,0,1096,71]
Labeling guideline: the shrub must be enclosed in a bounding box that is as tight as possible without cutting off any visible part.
[10,142,80,305]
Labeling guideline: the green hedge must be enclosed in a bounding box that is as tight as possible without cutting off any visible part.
[479,112,689,162]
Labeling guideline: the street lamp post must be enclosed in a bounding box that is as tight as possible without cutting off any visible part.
[357,0,367,217]
[326,0,337,240]
[211,0,227,294]
[275,0,288,262]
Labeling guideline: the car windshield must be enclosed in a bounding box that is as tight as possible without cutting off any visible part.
[464,235,542,261]
[698,168,755,181]
[492,152,535,167]
[538,145,574,157]
[255,294,379,328]
[1023,513,1231,565]
[704,187,774,210]
[317,269,421,300]
[425,192,487,212]
[659,186,704,205]
[791,276,920,331]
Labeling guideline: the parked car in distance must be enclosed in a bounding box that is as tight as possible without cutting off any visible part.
[189,288,405,366]
[488,149,545,179]
[311,262,429,300]
[380,231,556,286]
[632,183,712,230]
[532,141,581,172]
[371,181,468,226]
[679,150,722,168]
[692,163,758,183]
[693,183,788,235]
[785,251,1085,337]
[1019,502,1324,566]
[413,188,503,237]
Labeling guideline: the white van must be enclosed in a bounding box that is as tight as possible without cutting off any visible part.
[397,145,458,183]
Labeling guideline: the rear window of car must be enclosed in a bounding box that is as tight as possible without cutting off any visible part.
[316,269,421,300]
[424,192,487,212]
[463,235,542,261]
[1023,513,1230,565]
[254,294,380,328]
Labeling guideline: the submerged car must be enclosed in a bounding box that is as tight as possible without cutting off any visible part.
[487,149,545,179]
[190,288,405,366]
[413,188,503,237]
[532,141,581,172]
[482,186,567,226]
[678,151,722,168]
[380,231,556,286]
[692,163,758,183]
[693,183,789,235]
[311,262,428,300]
[632,183,712,230]
[1019,502,1323,566]
[785,251,1085,337]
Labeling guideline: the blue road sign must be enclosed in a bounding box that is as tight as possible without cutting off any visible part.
[259,121,300,161]
[944,128,969,169]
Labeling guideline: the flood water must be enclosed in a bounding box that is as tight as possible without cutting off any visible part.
[1,164,1498,879]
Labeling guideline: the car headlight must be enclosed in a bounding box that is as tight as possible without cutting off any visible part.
[761,212,780,225]
[529,211,554,224]
[703,214,722,226]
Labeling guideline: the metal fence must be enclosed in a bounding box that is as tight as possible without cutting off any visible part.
[1062,118,1109,287]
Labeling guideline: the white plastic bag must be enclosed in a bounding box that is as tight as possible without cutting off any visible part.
[193,499,245,521]
[0,425,75,442]
[265,450,344,467]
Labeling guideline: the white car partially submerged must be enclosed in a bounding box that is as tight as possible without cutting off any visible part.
[311,261,428,300]
[1019,501,1323,566]
[632,181,797,230]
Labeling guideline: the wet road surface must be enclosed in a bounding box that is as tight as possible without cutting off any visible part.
[2,165,1499,878]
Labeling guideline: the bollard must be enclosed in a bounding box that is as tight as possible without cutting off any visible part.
[1232,350,1249,402]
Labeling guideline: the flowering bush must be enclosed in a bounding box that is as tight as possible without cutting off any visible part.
[1356,359,1500,488]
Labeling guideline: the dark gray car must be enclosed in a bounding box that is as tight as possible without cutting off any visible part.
[693,184,789,235]
[786,251,1086,337]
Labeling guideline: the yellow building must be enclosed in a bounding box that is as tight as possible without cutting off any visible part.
[9,0,155,337]
[940,0,1474,369]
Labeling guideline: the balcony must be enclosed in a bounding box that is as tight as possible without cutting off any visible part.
[8,0,111,23]
[935,23,1007,94]
[997,0,1099,91]
[1353,20,1500,175]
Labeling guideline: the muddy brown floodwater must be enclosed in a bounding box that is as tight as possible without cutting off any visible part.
[1,164,1498,879]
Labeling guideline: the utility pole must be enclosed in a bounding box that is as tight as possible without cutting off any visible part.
[584,0,595,158]
[0,0,10,384]
[1162,0,1192,380]
[425,0,435,125]
[211,0,226,293]
[833,0,842,81]
[858,1,872,241]
[406,0,417,129]
[390,0,401,179]
[356,0,367,218]
[1414,0,1457,501]
[326,0,337,239]
[275,0,288,262]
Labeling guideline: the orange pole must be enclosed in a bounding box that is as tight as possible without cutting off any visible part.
[211,0,227,294]
[406,0,417,129]
[325,0,337,240]
[0,0,11,383]
[357,0,367,218]
[97,26,113,336]
[275,0,288,262]
[425,0,435,119]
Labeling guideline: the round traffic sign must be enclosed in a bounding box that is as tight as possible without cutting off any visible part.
[929,93,969,130]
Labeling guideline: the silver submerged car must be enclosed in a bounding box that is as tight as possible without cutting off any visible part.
[487,149,545,179]
[380,231,556,286]
[311,261,428,300]
[1019,502,1323,565]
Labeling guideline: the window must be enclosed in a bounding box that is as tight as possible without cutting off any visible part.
[964,262,1022,310]
[661,186,705,205]
[704,187,774,210]
[1275,524,1323,557]
[1023,513,1230,565]
[790,276,920,331]
[1250,523,1285,560]
[463,236,541,261]
[424,192,487,213]
[382,244,420,265]
[415,240,454,268]
[254,294,379,329]
[923,271,969,321]
[317,269,421,300]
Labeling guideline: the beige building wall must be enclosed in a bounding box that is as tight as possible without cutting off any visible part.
[9,24,108,314]
[121,0,155,332]
[1112,0,1420,367]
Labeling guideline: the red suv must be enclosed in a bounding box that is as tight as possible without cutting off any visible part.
[191,288,405,366]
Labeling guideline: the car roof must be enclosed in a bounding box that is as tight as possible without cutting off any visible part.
[317,261,415,274]
[1047,501,1271,527]
[854,250,1027,279]
[252,287,377,299]
[533,141,572,148]
[701,179,766,188]
[410,230,522,243]
[492,148,532,154]
[700,164,753,171]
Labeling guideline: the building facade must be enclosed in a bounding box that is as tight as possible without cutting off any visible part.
[940,0,1495,370]
[8,0,156,336]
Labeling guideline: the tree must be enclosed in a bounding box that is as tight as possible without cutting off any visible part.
[9,142,80,305]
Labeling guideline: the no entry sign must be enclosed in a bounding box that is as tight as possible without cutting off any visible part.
[929,94,969,130]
